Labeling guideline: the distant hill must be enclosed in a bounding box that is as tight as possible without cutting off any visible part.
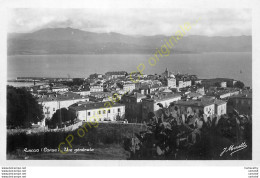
[7,27,252,55]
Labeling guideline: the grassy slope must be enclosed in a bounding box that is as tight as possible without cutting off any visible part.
[7,123,146,160]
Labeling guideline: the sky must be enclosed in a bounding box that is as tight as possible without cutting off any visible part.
[8,8,251,36]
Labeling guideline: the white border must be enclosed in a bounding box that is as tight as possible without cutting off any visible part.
[0,0,259,167]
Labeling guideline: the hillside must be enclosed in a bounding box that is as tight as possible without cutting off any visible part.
[8,27,252,55]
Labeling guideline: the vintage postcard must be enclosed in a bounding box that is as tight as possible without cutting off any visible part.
[4,7,254,161]
[1,2,260,175]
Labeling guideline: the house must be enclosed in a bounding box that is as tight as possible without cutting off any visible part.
[201,78,237,88]
[214,99,227,116]
[194,80,202,85]
[37,92,88,125]
[166,77,176,88]
[52,86,69,92]
[89,84,103,92]
[177,80,192,89]
[88,92,114,102]
[142,93,181,121]
[206,89,239,99]
[186,92,203,100]
[227,92,252,115]
[105,71,127,79]
[69,102,125,122]
[220,82,227,88]
[117,82,135,93]
[72,90,90,96]
[174,100,215,117]
[89,73,103,79]
[175,96,227,116]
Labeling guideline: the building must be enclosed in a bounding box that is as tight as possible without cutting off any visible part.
[174,100,215,117]
[89,84,103,92]
[72,90,91,96]
[194,80,202,85]
[69,102,125,122]
[142,93,181,120]
[89,73,103,79]
[177,80,192,89]
[186,92,203,100]
[220,82,227,88]
[227,92,252,115]
[201,78,237,88]
[166,77,176,88]
[52,86,69,93]
[206,89,239,99]
[214,99,227,116]
[88,92,114,102]
[121,93,146,122]
[105,71,127,79]
[175,98,227,117]
[37,92,88,125]
[117,82,135,93]
[161,68,174,78]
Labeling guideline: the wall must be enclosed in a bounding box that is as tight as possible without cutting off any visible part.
[215,103,227,116]
[75,106,125,122]
[40,98,87,119]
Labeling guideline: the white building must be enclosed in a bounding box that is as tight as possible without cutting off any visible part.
[73,90,91,96]
[167,76,176,88]
[52,86,69,92]
[174,100,215,117]
[122,83,135,93]
[89,85,103,92]
[174,98,227,117]
[69,102,125,122]
[142,93,181,120]
[178,80,192,89]
[38,92,88,125]
[214,99,227,116]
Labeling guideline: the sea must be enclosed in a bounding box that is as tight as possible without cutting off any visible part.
[7,52,252,87]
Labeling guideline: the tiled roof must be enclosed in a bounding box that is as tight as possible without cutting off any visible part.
[214,99,227,105]
[124,93,146,99]
[230,93,252,99]
[69,102,125,111]
[175,100,214,107]
[37,92,85,102]
[144,93,181,102]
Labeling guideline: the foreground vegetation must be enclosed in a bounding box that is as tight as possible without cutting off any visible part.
[7,123,146,160]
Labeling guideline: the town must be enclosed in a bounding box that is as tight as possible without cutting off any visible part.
[7,68,253,160]
[9,68,252,130]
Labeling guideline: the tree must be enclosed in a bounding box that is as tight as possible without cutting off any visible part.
[49,108,76,128]
[214,82,221,87]
[234,81,245,89]
[7,86,44,128]
[72,78,84,86]
[62,78,84,87]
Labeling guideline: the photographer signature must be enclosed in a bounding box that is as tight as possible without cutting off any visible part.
[220,142,247,157]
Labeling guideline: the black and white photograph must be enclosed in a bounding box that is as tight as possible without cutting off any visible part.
[5,7,253,161]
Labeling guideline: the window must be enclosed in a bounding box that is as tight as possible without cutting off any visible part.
[118,108,121,112]
[98,111,101,114]
[53,108,55,111]
[103,110,106,114]
[108,109,111,113]
[88,112,91,116]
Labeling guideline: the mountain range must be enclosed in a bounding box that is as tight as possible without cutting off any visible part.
[8,27,252,55]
